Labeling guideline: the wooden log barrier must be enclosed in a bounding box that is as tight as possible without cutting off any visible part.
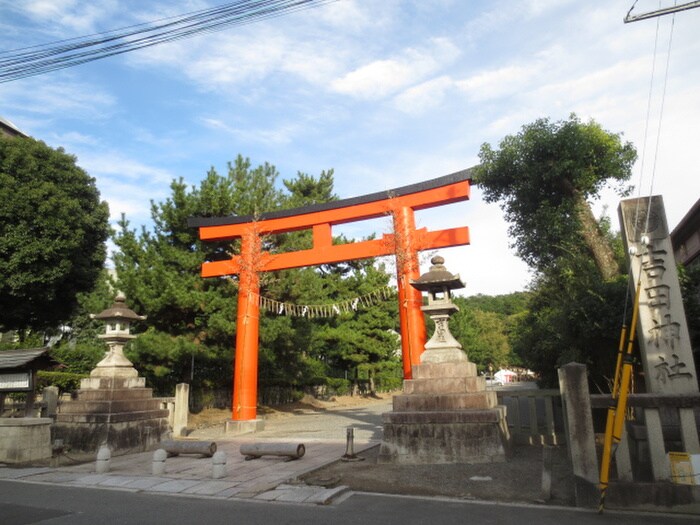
[161,439,217,457]
[239,442,305,461]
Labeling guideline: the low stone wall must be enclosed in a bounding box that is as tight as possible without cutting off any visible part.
[0,418,52,464]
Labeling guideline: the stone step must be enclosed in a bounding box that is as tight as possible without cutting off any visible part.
[403,376,485,394]
[392,391,497,412]
[80,377,146,390]
[55,409,170,424]
[411,361,477,379]
[382,408,503,424]
[76,388,155,400]
[58,398,165,414]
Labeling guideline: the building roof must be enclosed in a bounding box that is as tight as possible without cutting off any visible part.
[0,347,53,370]
[671,197,700,243]
[0,116,29,138]
[670,197,700,266]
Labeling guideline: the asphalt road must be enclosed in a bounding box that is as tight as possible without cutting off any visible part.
[1,479,696,525]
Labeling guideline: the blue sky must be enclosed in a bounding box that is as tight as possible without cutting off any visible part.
[1,1,699,296]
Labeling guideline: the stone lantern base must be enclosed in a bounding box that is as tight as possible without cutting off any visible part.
[53,374,169,458]
[378,358,510,464]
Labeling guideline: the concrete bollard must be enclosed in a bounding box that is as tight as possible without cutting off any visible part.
[341,427,364,462]
[96,445,111,474]
[540,445,553,502]
[152,448,167,476]
[212,451,227,479]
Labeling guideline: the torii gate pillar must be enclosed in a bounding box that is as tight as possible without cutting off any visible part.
[233,228,261,422]
[393,205,427,377]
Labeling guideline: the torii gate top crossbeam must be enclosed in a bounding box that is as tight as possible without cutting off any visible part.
[188,168,473,236]
[188,169,473,277]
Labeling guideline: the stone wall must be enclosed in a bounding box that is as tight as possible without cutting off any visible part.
[0,418,52,464]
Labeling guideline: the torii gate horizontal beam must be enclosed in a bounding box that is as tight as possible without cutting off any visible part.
[201,226,470,277]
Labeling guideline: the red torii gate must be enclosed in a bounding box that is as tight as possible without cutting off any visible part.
[188,169,472,423]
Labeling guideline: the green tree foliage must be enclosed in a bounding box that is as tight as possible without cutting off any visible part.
[510,254,628,388]
[450,293,528,372]
[475,114,636,280]
[49,270,120,375]
[679,263,700,377]
[0,136,110,331]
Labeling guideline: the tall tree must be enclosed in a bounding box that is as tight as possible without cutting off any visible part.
[475,114,636,280]
[0,136,109,332]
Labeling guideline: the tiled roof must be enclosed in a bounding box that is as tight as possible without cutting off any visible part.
[0,347,51,369]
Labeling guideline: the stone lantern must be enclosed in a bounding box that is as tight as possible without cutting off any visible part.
[89,292,146,380]
[410,255,466,364]
[379,254,509,465]
[54,292,169,456]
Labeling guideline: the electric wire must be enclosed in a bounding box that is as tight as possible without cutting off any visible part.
[644,8,677,231]
[0,0,336,83]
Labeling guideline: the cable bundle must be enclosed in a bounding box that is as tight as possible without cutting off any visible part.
[0,0,335,83]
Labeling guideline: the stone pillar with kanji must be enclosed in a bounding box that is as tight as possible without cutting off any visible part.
[619,196,698,394]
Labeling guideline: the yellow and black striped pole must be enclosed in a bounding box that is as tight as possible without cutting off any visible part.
[598,279,642,513]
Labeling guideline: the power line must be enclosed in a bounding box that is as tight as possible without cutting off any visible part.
[0,0,337,83]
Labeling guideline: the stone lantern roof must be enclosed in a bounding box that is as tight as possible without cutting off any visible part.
[93,292,146,322]
[410,256,465,293]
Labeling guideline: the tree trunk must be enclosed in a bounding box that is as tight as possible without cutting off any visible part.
[574,194,619,280]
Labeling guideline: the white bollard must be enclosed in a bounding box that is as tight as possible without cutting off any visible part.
[96,445,111,474]
[152,448,167,476]
[212,451,227,479]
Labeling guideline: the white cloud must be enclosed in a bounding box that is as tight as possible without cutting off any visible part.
[200,117,299,145]
[22,0,120,34]
[51,131,100,146]
[331,38,461,100]
[79,152,175,185]
[0,78,116,121]
[315,0,387,32]
[456,65,537,102]
[530,57,650,109]
[392,75,454,115]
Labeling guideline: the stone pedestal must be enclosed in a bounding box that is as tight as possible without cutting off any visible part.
[378,359,510,464]
[0,418,52,464]
[53,375,169,456]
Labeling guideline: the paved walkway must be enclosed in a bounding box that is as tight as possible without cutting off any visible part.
[0,399,391,506]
